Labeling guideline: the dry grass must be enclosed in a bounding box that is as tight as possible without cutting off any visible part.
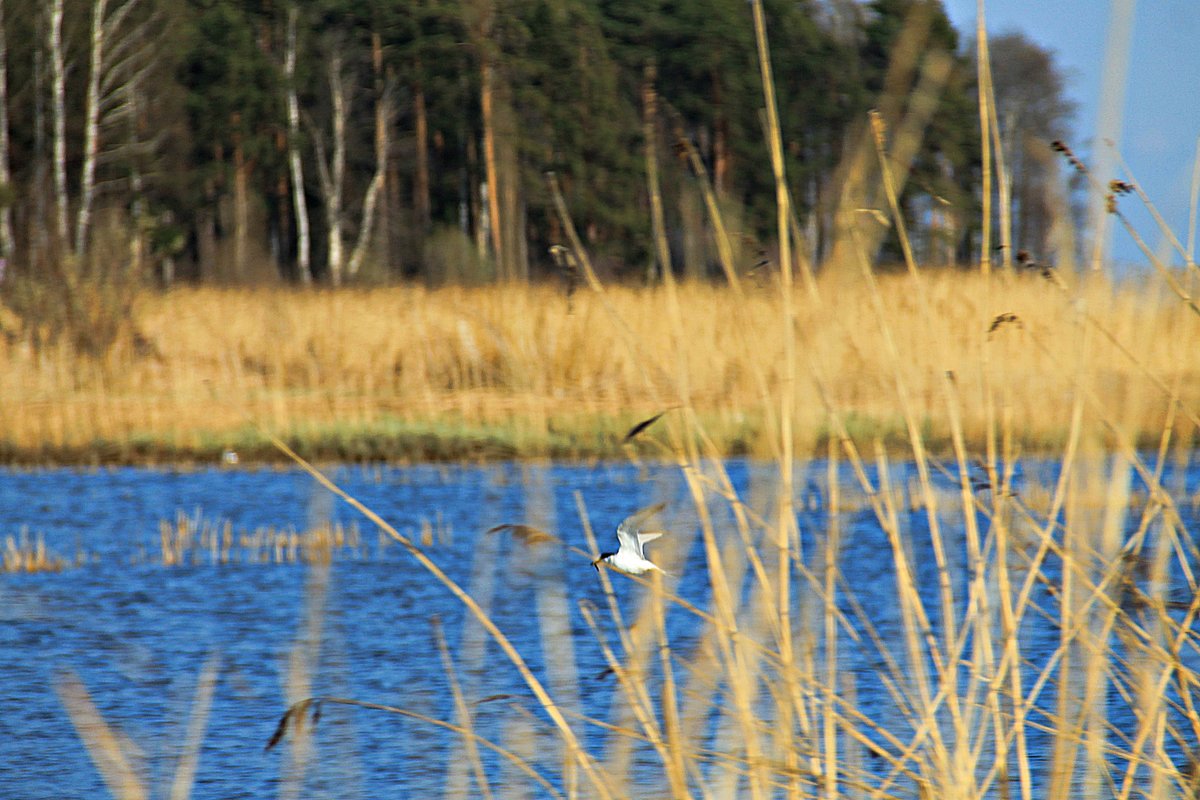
[1,271,1197,463]
[154,509,367,566]
[2,526,79,573]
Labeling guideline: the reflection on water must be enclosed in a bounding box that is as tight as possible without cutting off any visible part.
[0,459,1197,798]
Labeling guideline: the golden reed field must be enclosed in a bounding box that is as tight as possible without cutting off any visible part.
[0,269,1195,464]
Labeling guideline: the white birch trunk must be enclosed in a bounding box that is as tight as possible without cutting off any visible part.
[347,85,393,277]
[75,0,110,257]
[285,6,311,284]
[49,0,68,250]
[330,55,345,285]
[313,49,347,286]
[346,178,382,278]
[0,0,13,259]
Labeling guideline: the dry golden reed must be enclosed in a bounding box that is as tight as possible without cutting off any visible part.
[0,272,1196,461]
[155,509,365,566]
[2,526,73,573]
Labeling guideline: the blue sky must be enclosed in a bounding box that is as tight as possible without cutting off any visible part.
[941,0,1200,267]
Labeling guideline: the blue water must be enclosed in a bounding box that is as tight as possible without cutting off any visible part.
[1,458,1197,798]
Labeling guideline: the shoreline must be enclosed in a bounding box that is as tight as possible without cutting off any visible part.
[0,414,1121,468]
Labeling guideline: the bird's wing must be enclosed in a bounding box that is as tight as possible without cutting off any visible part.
[615,520,640,554]
[622,410,667,443]
[486,524,557,545]
[616,502,667,557]
[637,531,664,547]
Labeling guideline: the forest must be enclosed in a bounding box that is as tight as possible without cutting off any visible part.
[0,0,1073,292]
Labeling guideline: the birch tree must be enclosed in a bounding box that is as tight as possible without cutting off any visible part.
[312,45,347,285]
[285,5,312,284]
[346,32,395,278]
[75,0,110,257]
[75,0,155,256]
[48,0,68,249]
[307,9,398,285]
[463,0,503,274]
[345,86,392,277]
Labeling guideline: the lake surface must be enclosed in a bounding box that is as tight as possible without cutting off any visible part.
[2,458,1198,798]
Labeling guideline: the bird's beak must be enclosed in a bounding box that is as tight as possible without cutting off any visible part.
[591,558,602,571]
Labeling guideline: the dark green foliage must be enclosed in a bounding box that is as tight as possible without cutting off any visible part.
[179,1,281,171]
[513,0,645,263]
[0,0,1074,285]
[857,0,982,262]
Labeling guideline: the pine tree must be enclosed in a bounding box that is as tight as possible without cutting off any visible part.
[855,0,981,265]
[178,0,281,280]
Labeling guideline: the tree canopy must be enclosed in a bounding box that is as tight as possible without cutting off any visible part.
[0,0,1076,284]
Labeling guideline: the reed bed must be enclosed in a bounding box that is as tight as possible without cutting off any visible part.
[154,509,367,565]
[1,272,1198,463]
[2,526,79,573]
